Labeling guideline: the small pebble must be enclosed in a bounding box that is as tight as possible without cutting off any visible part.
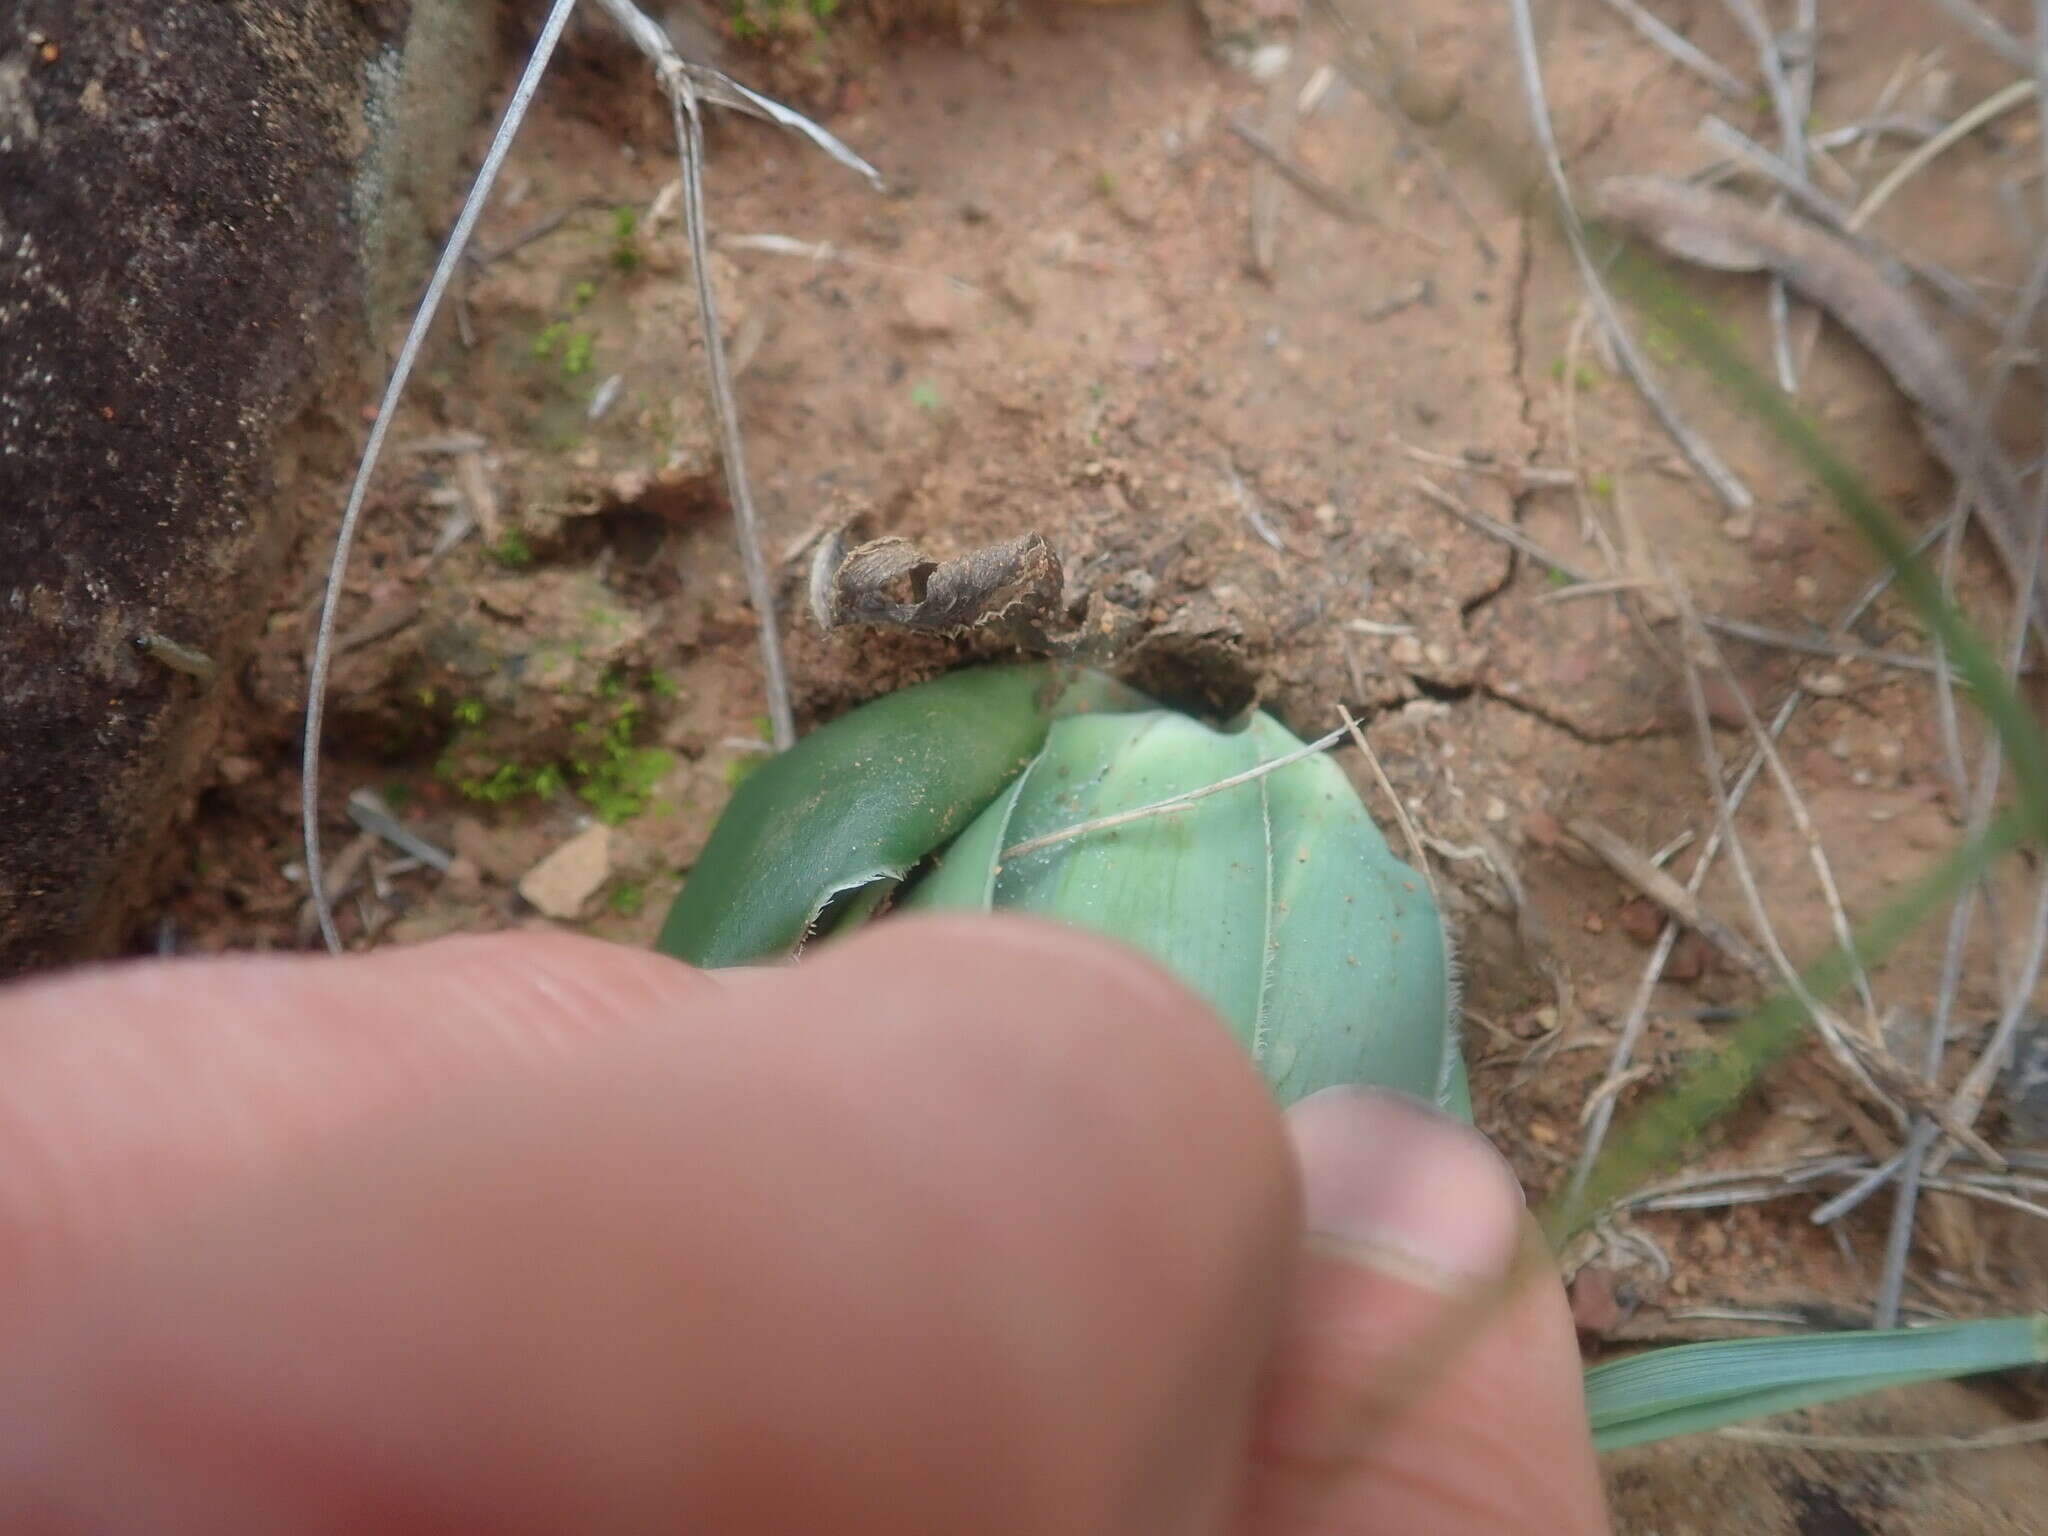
[1617,897,1662,945]
[517,824,611,920]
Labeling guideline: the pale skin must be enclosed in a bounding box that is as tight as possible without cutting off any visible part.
[0,915,1608,1533]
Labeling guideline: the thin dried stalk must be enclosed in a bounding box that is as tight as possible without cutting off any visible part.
[302,0,581,953]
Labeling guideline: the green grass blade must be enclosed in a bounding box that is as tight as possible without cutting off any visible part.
[1587,1315,2048,1451]
[656,663,1060,965]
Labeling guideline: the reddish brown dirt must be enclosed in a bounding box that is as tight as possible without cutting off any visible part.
[153,2,2048,1524]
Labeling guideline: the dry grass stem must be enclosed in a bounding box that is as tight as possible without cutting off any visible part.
[1593,0,1747,97]
[1718,1416,2048,1453]
[301,0,580,954]
[998,725,1350,862]
[1506,0,1754,509]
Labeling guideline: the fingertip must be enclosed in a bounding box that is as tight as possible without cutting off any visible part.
[1287,1087,1525,1287]
[1251,1088,1608,1534]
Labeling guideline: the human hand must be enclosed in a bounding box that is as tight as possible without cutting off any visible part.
[0,917,1606,1532]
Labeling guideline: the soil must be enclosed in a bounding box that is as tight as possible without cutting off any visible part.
[149,0,2048,1523]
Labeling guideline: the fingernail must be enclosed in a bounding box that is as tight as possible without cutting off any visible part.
[1287,1086,1525,1288]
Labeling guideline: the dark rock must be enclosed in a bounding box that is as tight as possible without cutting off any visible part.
[0,1,497,973]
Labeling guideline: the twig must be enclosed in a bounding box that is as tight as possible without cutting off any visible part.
[301,0,580,954]
[720,232,985,293]
[590,0,881,187]
[998,725,1350,862]
[664,74,793,747]
[1593,0,1748,97]
[593,0,883,749]
[346,788,454,872]
[1396,440,1578,489]
[1363,279,1434,321]
[1566,817,1786,992]
[1412,476,1942,673]
[470,195,613,266]
[1313,3,1498,263]
[1719,1416,2048,1453]
[1226,464,1297,556]
[1684,594,1882,1030]
[1536,576,1659,604]
[1849,79,2038,232]
[1719,0,1809,391]
[1916,0,2032,72]
[1338,707,1438,906]
[1229,112,1387,229]
[1506,0,1754,510]
[1812,115,1944,152]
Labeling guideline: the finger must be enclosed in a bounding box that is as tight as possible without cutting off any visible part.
[0,932,722,1300]
[1241,1088,1608,1535]
[0,917,1297,1535]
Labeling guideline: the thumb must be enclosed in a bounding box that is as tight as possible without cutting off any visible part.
[1241,1088,1608,1535]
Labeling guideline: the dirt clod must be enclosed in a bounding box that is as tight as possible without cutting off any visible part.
[518,823,612,921]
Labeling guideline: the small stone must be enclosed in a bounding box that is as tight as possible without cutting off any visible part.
[1617,896,1662,945]
[1583,909,1607,935]
[1483,795,1509,824]
[1312,501,1338,529]
[1526,1118,1559,1146]
[1389,634,1425,668]
[1664,930,1709,983]
[518,824,612,920]
[1793,574,1820,601]
[899,273,966,337]
[1804,670,1848,697]
[1720,512,1755,541]
[1699,674,1749,729]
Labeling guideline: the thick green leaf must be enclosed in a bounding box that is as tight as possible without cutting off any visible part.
[657,664,1060,966]
[1249,715,1462,1114]
[906,708,1456,1109]
[1586,1315,2048,1451]
[913,709,1275,1030]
